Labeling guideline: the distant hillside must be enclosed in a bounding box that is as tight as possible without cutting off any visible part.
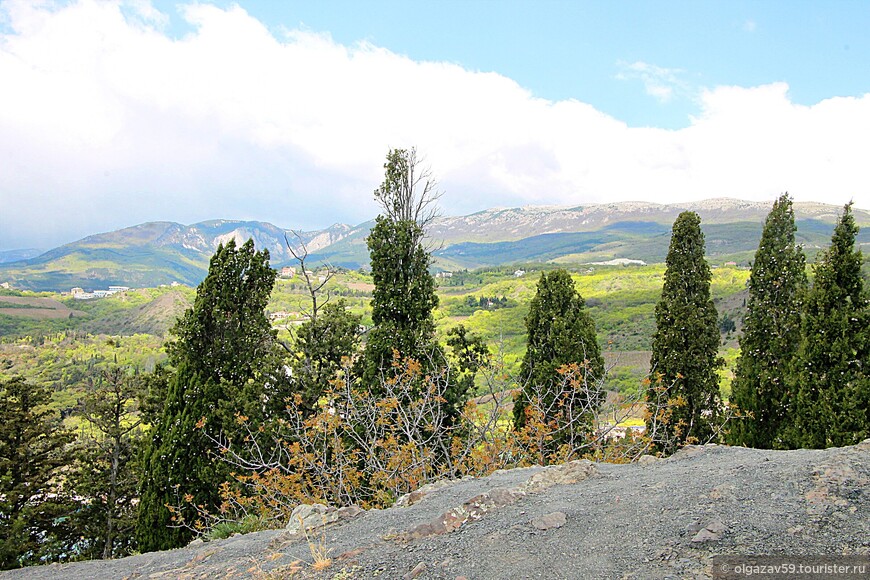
[311,199,870,270]
[0,248,43,264]
[81,289,192,336]
[428,199,870,269]
[2,198,868,291]
[0,220,355,291]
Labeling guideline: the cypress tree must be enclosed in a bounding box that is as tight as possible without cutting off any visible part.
[360,215,440,389]
[358,148,470,430]
[513,269,604,448]
[729,194,806,448]
[136,239,279,552]
[359,150,442,388]
[648,211,723,454]
[790,202,870,448]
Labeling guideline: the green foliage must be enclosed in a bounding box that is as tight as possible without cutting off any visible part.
[289,298,361,415]
[359,217,440,389]
[204,514,270,541]
[445,323,490,399]
[360,149,470,433]
[68,367,144,559]
[137,239,283,552]
[648,212,723,454]
[441,294,512,317]
[513,269,604,447]
[790,203,870,448]
[718,313,736,334]
[0,313,76,339]
[0,377,74,569]
[729,194,806,449]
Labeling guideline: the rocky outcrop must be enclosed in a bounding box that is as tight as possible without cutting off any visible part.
[393,460,599,542]
[3,442,868,580]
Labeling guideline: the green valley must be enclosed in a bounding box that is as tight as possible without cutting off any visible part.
[0,262,750,419]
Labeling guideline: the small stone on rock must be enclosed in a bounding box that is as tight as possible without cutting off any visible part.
[404,562,426,579]
[531,511,567,530]
[690,528,720,543]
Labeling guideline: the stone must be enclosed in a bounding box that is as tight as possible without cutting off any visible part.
[690,528,720,543]
[337,505,364,519]
[689,521,726,543]
[685,522,703,534]
[522,460,598,492]
[531,511,567,531]
[285,503,338,534]
[638,455,660,466]
[404,562,426,579]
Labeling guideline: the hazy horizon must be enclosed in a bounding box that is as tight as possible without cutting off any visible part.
[3,195,868,255]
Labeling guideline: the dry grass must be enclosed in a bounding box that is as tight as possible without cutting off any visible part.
[300,516,332,572]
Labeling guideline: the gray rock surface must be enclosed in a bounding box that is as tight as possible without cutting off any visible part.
[2,441,869,579]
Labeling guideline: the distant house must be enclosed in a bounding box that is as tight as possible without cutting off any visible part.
[514,269,526,278]
[436,271,453,279]
[724,261,738,267]
[269,310,292,321]
[280,266,296,278]
[71,285,129,300]
[601,424,647,441]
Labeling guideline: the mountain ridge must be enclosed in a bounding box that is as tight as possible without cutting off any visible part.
[2,198,868,291]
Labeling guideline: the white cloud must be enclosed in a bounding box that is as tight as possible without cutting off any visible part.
[615,60,689,103]
[0,1,869,250]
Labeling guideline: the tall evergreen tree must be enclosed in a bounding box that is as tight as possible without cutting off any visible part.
[729,194,806,449]
[790,202,870,448]
[648,211,723,454]
[359,215,440,388]
[359,150,441,385]
[137,239,280,552]
[69,367,144,560]
[358,148,470,425]
[513,269,604,447]
[0,377,73,569]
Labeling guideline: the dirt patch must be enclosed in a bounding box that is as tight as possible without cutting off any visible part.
[345,282,375,292]
[0,296,83,319]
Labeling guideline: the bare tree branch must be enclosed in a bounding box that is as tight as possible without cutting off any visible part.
[373,148,445,252]
[284,231,338,325]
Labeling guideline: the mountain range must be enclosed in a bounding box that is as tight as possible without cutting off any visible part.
[2,198,868,292]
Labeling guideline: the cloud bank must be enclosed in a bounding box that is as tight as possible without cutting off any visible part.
[1,0,868,250]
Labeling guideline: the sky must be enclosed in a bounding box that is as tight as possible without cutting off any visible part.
[1,0,870,251]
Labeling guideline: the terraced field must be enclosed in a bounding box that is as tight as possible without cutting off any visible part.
[0,296,84,319]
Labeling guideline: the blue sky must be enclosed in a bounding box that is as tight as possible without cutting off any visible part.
[146,0,870,128]
[1,0,870,250]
